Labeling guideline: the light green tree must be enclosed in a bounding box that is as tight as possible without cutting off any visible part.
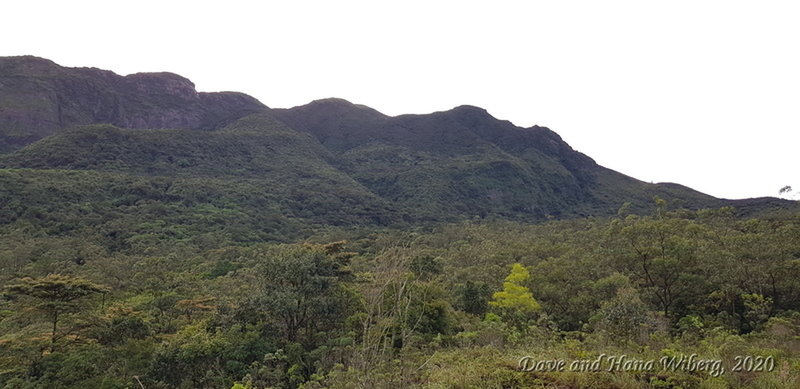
[489,263,541,326]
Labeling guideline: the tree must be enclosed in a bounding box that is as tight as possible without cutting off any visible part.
[242,243,356,386]
[4,274,108,350]
[595,287,649,339]
[351,246,412,386]
[175,296,216,320]
[251,244,353,344]
[456,281,491,316]
[609,213,704,320]
[489,263,541,326]
[779,185,798,200]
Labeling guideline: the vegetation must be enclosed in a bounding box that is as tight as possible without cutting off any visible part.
[1,199,799,388]
[4,274,107,350]
[489,263,541,328]
[2,57,800,388]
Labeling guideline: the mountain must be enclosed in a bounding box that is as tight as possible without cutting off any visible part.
[0,56,266,153]
[0,56,796,244]
[273,99,728,219]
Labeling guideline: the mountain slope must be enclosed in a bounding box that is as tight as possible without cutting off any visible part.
[1,57,796,237]
[0,114,405,245]
[273,99,728,219]
[0,56,266,153]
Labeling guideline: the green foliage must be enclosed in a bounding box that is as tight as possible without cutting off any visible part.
[4,274,107,349]
[490,263,541,314]
[409,255,441,280]
[742,293,774,331]
[1,209,799,388]
[594,287,649,339]
[5,274,107,303]
[489,263,541,331]
[456,281,492,316]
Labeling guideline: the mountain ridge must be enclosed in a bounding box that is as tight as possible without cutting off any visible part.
[1,56,796,235]
[0,55,267,152]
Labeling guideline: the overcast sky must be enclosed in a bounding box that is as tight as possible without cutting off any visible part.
[3,1,798,200]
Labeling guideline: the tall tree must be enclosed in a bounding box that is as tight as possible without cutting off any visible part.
[608,212,705,320]
[4,274,108,350]
[251,244,353,343]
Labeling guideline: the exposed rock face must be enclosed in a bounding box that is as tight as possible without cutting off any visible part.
[0,56,266,152]
[124,72,200,99]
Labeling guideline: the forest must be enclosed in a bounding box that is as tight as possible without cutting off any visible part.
[2,198,799,388]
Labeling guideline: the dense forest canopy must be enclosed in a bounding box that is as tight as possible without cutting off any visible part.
[2,205,800,388]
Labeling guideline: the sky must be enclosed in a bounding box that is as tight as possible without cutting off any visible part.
[2,1,798,200]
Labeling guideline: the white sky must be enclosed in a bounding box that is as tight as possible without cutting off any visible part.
[2,1,798,200]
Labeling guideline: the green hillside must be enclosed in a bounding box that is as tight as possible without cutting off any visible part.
[0,114,405,246]
[274,99,741,220]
